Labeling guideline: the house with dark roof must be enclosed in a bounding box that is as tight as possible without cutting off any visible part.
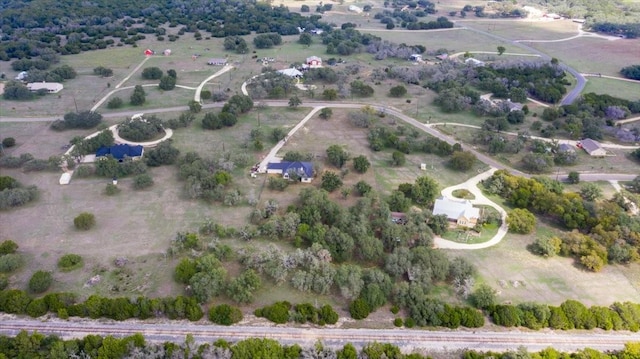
[558,143,575,153]
[96,144,144,161]
[432,197,480,228]
[579,138,606,156]
[266,161,314,183]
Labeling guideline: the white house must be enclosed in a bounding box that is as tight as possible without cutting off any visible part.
[27,82,63,93]
[432,197,480,228]
[267,161,314,183]
[277,68,303,78]
[579,138,607,156]
[465,58,485,67]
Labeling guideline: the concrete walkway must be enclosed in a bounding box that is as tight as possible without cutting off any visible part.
[257,106,324,172]
[434,168,509,249]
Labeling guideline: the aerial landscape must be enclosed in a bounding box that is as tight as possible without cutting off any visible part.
[1,0,640,357]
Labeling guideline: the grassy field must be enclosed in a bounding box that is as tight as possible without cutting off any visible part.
[582,77,640,101]
[460,19,580,41]
[529,37,640,77]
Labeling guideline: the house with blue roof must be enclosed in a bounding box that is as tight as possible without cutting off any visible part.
[266,161,314,183]
[96,144,144,161]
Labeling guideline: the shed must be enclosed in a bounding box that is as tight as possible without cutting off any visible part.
[144,49,154,56]
[579,138,606,156]
[59,172,71,185]
[306,56,322,68]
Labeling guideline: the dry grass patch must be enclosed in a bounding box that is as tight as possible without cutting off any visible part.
[462,19,579,41]
[529,37,640,77]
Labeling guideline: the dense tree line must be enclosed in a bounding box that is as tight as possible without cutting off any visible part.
[0,0,329,60]
[483,170,640,270]
[0,290,203,321]
[322,28,381,56]
[488,300,640,332]
[1,331,640,359]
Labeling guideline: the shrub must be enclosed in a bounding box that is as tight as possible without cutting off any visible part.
[58,254,83,271]
[132,173,154,189]
[141,67,163,80]
[29,270,53,293]
[209,304,243,325]
[0,176,19,191]
[0,253,24,273]
[0,240,18,255]
[74,212,96,230]
[0,274,7,290]
[349,298,371,319]
[404,317,416,328]
[390,305,400,314]
[258,301,291,324]
[107,97,124,109]
[105,183,120,196]
[394,318,403,327]
[2,138,16,148]
[74,166,94,178]
[26,298,48,317]
[389,85,407,97]
[0,186,39,210]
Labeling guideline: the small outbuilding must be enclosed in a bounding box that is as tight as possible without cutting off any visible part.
[306,56,322,68]
[163,49,172,56]
[144,49,154,56]
[465,58,485,67]
[27,82,63,93]
[579,138,606,156]
[207,58,227,66]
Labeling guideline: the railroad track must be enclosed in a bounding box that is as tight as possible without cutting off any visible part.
[1,319,639,352]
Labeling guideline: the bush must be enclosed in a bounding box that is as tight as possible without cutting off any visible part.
[57,254,83,271]
[0,186,39,210]
[104,183,120,196]
[0,240,18,255]
[74,212,96,230]
[2,138,16,148]
[258,301,291,324]
[394,318,403,327]
[0,253,24,273]
[389,85,407,97]
[404,317,416,328]
[141,67,163,80]
[0,176,19,191]
[29,270,53,293]
[209,304,243,325]
[132,174,154,189]
[107,97,123,109]
[349,298,371,319]
[0,274,8,290]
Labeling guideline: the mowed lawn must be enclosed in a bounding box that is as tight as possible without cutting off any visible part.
[582,77,640,101]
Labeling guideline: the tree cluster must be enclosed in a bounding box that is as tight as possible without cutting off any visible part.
[0,0,328,60]
[489,300,640,332]
[176,152,238,203]
[117,115,164,142]
[0,176,39,211]
[255,301,339,326]
[483,170,640,269]
[0,290,203,321]
[50,111,103,131]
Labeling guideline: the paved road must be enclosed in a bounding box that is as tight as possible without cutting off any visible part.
[1,318,639,352]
